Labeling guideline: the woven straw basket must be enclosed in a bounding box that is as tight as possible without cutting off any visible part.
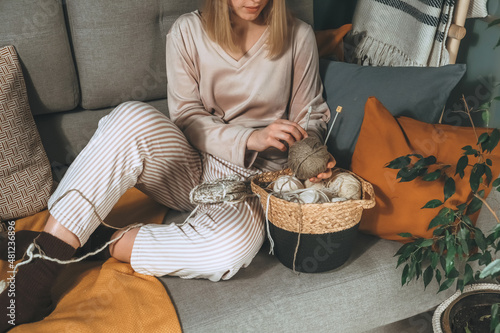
[251,168,375,234]
[251,167,376,273]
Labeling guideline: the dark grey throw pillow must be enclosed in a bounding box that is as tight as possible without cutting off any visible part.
[319,60,466,169]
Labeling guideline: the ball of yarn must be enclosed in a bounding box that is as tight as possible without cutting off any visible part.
[297,189,330,204]
[273,175,304,192]
[326,173,362,200]
[303,179,326,190]
[330,197,348,203]
[288,137,331,180]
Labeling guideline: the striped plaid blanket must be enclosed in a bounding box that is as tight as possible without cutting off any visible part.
[345,0,488,67]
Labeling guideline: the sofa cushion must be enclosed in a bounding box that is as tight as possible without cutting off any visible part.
[319,60,466,169]
[65,0,314,110]
[0,0,79,115]
[0,45,53,221]
[351,97,500,241]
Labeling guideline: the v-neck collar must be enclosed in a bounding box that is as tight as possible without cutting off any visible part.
[195,11,269,68]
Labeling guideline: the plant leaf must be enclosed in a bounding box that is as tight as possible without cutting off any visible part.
[431,251,439,269]
[398,233,413,238]
[479,259,500,279]
[464,264,474,285]
[482,129,500,153]
[402,264,409,286]
[458,227,470,255]
[470,164,486,192]
[422,170,442,181]
[386,156,411,169]
[436,269,442,284]
[486,165,493,185]
[423,265,433,289]
[438,278,455,293]
[476,229,487,252]
[397,167,421,182]
[478,132,489,144]
[423,199,443,209]
[419,239,434,248]
[455,155,468,178]
[457,279,465,292]
[483,109,491,126]
[493,178,500,187]
[463,145,479,156]
[428,208,455,230]
[423,156,437,165]
[395,242,412,257]
[444,177,456,202]
[466,196,483,215]
[468,253,483,262]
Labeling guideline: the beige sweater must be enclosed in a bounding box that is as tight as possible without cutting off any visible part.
[166,11,330,172]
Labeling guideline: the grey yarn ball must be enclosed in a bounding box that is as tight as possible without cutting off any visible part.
[288,137,331,180]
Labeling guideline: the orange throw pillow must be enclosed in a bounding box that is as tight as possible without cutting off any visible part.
[315,24,352,61]
[351,97,500,242]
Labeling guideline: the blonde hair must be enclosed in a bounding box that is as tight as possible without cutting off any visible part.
[201,0,293,58]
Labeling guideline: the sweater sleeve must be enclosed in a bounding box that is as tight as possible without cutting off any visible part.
[288,23,331,142]
[166,24,255,168]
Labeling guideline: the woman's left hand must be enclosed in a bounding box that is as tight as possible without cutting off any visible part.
[308,156,336,183]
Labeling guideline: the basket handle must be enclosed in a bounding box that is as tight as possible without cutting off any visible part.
[360,180,376,209]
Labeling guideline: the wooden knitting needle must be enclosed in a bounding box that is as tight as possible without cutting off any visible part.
[324,106,342,145]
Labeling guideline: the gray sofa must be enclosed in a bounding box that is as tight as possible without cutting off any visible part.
[3,0,497,332]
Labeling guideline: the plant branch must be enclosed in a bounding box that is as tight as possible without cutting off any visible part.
[463,95,480,145]
[473,192,500,224]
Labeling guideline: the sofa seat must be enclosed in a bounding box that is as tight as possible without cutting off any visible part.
[156,192,500,332]
[34,99,169,180]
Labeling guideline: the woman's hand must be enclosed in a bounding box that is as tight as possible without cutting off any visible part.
[307,156,336,183]
[247,119,307,152]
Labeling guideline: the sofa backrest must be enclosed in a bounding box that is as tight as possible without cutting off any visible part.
[66,0,314,110]
[0,0,314,115]
[0,0,80,115]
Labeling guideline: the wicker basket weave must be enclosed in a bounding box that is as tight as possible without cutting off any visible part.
[251,168,376,234]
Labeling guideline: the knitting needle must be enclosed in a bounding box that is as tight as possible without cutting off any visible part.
[324,106,342,145]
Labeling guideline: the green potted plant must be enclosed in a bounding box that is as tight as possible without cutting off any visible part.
[389,17,500,332]
[388,92,500,332]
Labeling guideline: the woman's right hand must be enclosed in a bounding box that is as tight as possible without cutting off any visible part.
[247,119,307,152]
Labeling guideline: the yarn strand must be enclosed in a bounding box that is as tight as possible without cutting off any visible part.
[2,188,145,286]
[265,192,276,255]
[12,223,143,273]
[292,203,303,274]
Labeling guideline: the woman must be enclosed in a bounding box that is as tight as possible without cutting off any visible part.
[0,0,333,329]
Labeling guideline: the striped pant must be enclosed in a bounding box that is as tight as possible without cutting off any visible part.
[48,101,265,281]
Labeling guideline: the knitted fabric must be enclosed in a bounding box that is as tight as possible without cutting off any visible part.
[189,175,254,205]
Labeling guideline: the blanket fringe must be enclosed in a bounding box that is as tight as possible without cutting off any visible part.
[346,32,425,67]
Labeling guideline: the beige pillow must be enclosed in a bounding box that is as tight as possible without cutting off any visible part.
[0,45,53,221]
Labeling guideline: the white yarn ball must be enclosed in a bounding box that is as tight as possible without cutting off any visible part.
[298,189,321,204]
[273,175,304,192]
[326,173,362,200]
[303,179,326,190]
[298,189,330,204]
[319,188,337,200]
[331,197,348,203]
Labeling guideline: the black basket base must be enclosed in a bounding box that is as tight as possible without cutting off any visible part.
[269,222,359,273]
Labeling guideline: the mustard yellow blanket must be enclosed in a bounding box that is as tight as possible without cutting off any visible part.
[1,188,181,333]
